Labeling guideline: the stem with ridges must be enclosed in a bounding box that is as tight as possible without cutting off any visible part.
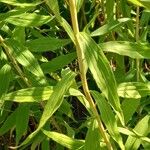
[136,6,140,81]
[0,36,31,87]
[68,0,113,150]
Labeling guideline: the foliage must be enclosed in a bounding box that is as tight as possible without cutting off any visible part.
[0,0,150,149]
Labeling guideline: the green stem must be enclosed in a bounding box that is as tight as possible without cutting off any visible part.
[0,36,31,87]
[136,6,140,81]
[68,1,113,150]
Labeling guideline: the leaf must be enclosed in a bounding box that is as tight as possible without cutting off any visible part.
[121,98,140,124]
[45,0,75,43]
[0,108,17,135]
[117,82,150,99]
[125,115,150,149]
[0,0,41,7]
[77,32,124,124]
[16,104,30,144]
[5,39,47,85]
[45,0,60,20]
[42,130,85,150]
[119,127,150,143]
[91,91,124,149]
[69,88,92,115]
[0,64,11,99]
[17,70,76,148]
[76,0,84,12]
[106,0,115,21]
[84,119,103,150]
[91,18,131,37]
[2,86,53,102]
[26,37,71,52]
[128,0,150,9]
[100,41,150,59]
[41,52,76,73]
[0,8,32,21]
[5,13,54,27]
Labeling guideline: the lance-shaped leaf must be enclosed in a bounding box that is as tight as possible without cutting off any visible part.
[42,130,84,150]
[4,39,47,85]
[117,82,150,99]
[125,115,150,149]
[0,0,41,7]
[2,86,54,102]
[16,70,76,148]
[0,64,11,99]
[26,37,71,52]
[91,91,124,150]
[77,32,124,123]
[100,41,150,59]
[5,13,53,27]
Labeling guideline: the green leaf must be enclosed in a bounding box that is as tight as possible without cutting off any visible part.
[42,130,85,150]
[16,104,30,144]
[26,37,71,52]
[0,8,32,21]
[41,52,76,73]
[119,127,150,143]
[117,82,150,99]
[0,0,42,7]
[5,13,54,27]
[125,115,150,149]
[84,119,103,150]
[76,0,84,12]
[100,41,150,59]
[17,70,76,148]
[106,0,115,21]
[2,86,53,102]
[0,108,17,135]
[128,0,150,9]
[77,32,124,124]
[91,91,124,149]
[5,39,47,85]
[45,0,60,20]
[0,64,11,99]
[91,18,131,37]
[121,98,140,124]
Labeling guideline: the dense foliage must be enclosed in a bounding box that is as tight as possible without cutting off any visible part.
[0,0,150,149]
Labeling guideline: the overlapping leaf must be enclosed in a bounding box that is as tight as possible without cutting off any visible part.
[4,39,47,85]
[2,86,53,102]
[118,82,150,99]
[42,130,84,150]
[77,32,124,123]
[91,91,124,149]
[100,41,150,59]
[26,37,71,52]
[16,70,76,148]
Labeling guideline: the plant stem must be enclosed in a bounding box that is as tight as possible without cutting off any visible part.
[0,36,31,87]
[68,0,113,150]
[136,6,140,81]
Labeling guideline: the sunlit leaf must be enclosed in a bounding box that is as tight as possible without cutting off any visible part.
[118,82,150,99]
[91,18,131,36]
[4,39,47,85]
[100,41,150,59]
[2,86,53,102]
[0,0,41,7]
[16,70,76,148]
[125,115,150,149]
[77,32,124,124]
[0,64,11,99]
[5,13,54,27]
[42,130,85,149]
